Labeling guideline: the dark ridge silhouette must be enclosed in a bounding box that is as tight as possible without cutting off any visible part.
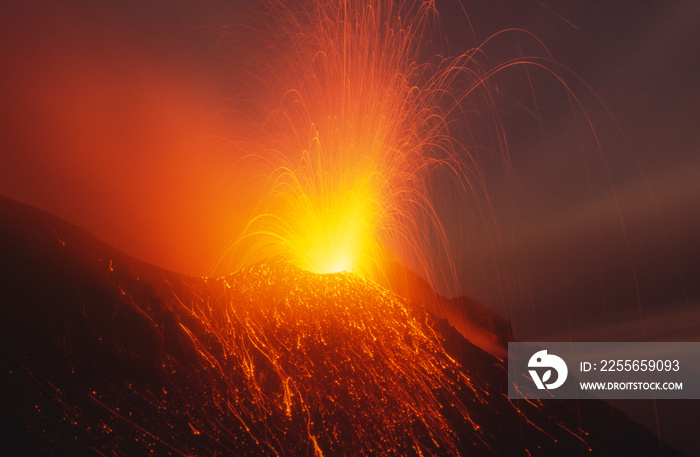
[384,260,512,357]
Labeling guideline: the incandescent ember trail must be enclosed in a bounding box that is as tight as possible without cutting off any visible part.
[222,0,547,293]
[173,258,485,455]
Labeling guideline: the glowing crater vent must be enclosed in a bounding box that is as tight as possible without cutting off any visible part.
[287,175,380,275]
[235,153,388,278]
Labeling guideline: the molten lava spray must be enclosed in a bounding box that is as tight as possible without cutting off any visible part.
[224,0,498,291]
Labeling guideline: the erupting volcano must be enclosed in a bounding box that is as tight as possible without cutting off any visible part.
[1,0,696,455]
[221,0,522,290]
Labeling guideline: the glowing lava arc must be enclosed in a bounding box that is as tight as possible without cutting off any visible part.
[225,0,481,285]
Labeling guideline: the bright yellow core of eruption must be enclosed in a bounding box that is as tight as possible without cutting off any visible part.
[236,138,393,280]
[280,172,381,275]
[301,209,363,274]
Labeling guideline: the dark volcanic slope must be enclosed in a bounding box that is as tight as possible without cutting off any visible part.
[0,197,685,456]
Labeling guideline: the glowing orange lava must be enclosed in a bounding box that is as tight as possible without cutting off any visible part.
[227,0,472,284]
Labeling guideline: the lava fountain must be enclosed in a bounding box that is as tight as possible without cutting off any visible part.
[222,0,531,292]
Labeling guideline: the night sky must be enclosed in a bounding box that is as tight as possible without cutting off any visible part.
[1,0,699,342]
[438,0,700,344]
